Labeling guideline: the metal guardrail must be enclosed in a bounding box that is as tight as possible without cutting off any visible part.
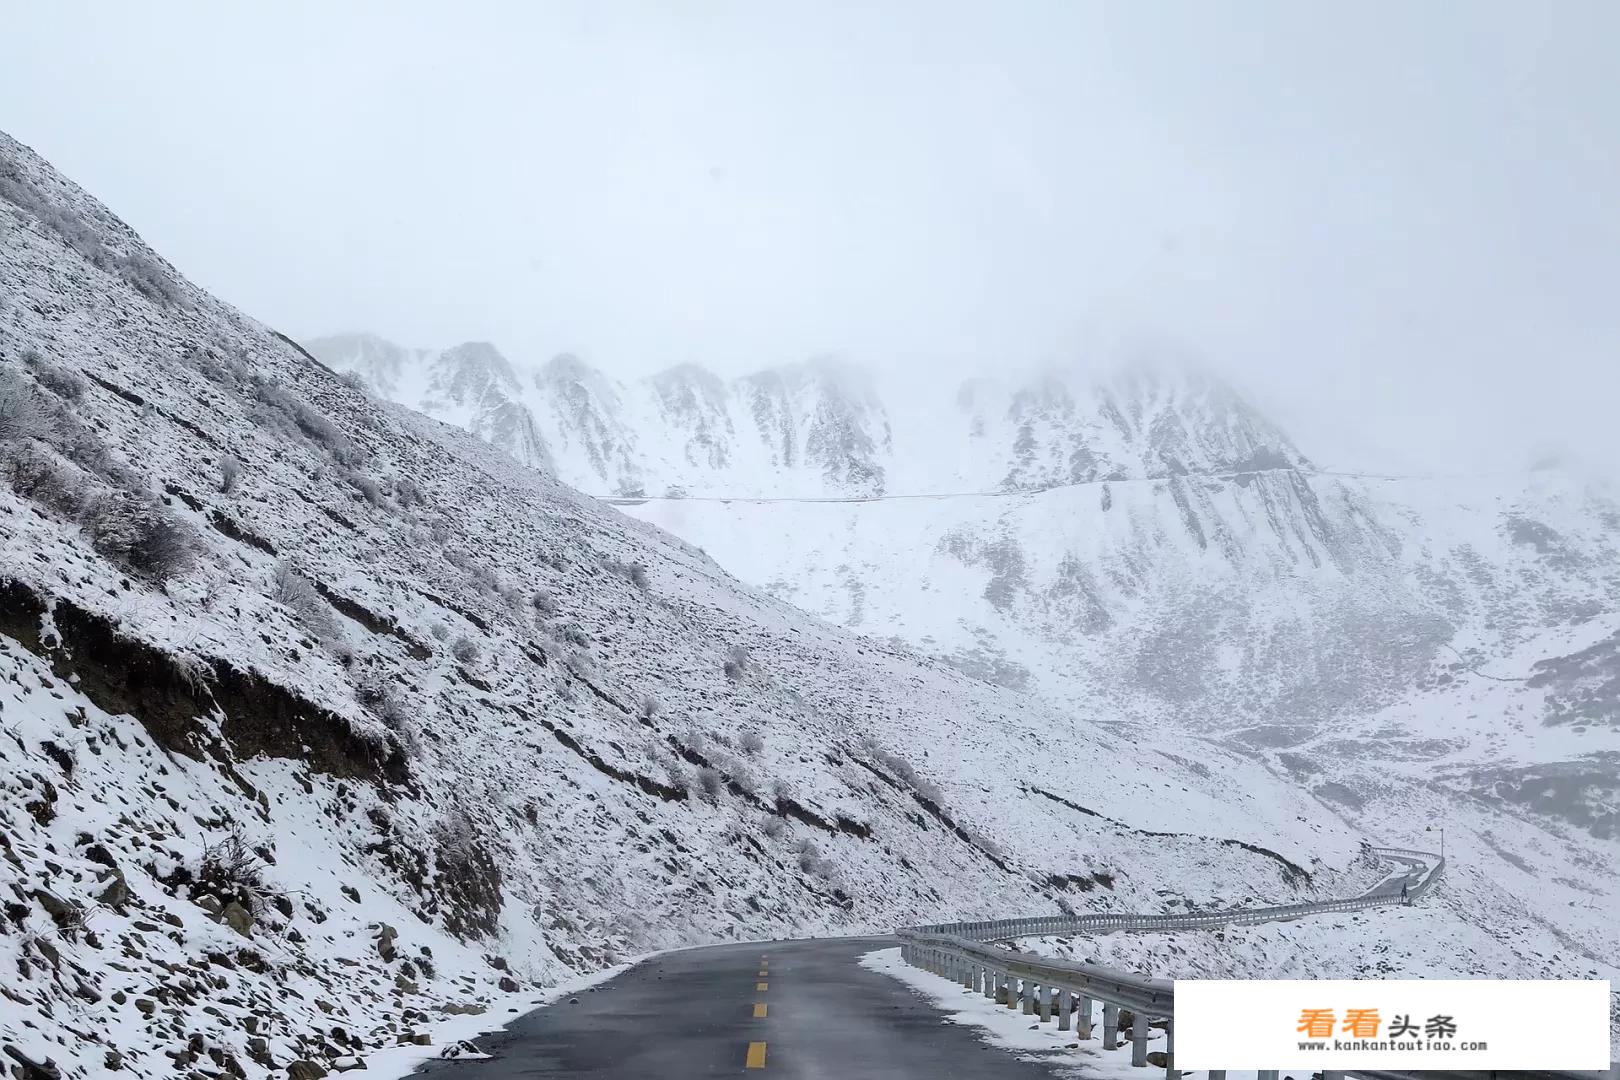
[897,847,1447,1077]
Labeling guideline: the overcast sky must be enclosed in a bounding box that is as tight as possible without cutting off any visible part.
[4,1,1617,472]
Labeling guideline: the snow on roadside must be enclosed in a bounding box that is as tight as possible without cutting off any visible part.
[861,946,1274,1080]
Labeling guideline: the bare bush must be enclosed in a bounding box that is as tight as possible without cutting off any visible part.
[722,644,751,681]
[356,671,417,753]
[270,560,340,640]
[348,470,386,507]
[2,444,86,515]
[531,588,558,616]
[761,816,787,840]
[394,476,424,507]
[464,561,499,593]
[794,838,829,876]
[739,731,765,756]
[860,737,946,806]
[218,454,241,493]
[429,621,450,641]
[81,490,198,581]
[23,354,87,401]
[603,556,650,589]
[250,379,359,465]
[193,832,268,919]
[0,373,51,442]
[638,695,661,720]
[550,621,590,649]
[338,370,369,392]
[693,767,725,803]
[432,804,503,939]
[116,252,187,307]
[451,636,480,665]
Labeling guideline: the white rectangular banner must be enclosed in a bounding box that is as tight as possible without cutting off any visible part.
[1174,978,1612,1070]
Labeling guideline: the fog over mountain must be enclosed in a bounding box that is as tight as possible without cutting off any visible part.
[6,2,1620,473]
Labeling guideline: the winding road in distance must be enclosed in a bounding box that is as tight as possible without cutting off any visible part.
[415,852,1439,1079]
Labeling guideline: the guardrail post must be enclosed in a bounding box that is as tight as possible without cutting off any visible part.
[1102,1002,1119,1049]
[1037,985,1052,1022]
[1208,1070,1225,1080]
[1057,988,1072,1031]
[1164,1019,1178,1080]
[1130,1012,1150,1066]
[1022,979,1035,1015]
[982,966,995,1000]
[995,972,1009,1006]
[1077,995,1093,1039]
[1258,1069,1279,1080]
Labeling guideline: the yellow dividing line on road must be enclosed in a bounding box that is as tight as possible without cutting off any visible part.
[756,981,768,991]
[746,1041,767,1068]
[753,1002,768,1018]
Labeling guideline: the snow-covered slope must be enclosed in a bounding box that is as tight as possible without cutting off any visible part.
[0,133,1390,1077]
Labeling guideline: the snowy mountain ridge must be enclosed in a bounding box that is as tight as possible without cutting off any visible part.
[305,332,1307,499]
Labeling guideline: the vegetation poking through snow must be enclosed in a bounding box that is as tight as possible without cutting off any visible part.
[80,489,198,581]
[271,559,340,641]
[218,453,241,493]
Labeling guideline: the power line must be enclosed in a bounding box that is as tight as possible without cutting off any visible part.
[591,465,1485,506]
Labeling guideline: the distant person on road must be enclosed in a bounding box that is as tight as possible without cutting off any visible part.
[1400,881,1409,905]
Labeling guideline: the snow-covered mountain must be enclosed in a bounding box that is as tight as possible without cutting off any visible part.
[307,335,1620,1048]
[4,127,1615,1076]
[0,133,1449,1077]
[306,334,1307,498]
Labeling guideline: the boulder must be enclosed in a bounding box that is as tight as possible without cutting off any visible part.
[331,1058,366,1072]
[1147,1052,1172,1068]
[375,923,398,962]
[287,1061,327,1080]
[2,1046,63,1080]
[196,894,224,916]
[221,901,254,938]
[97,869,130,909]
[32,888,80,929]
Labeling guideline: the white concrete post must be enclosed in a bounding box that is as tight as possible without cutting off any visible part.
[1208,1070,1226,1080]
[1077,995,1093,1039]
[1022,979,1035,1015]
[1057,988,1072,1031]
[995,972,1009,1006]
[1165,1019,1178,1080]
[983,967,995,1000]
[1037,985,1052,1022]
[1258,1070,1280,1080]
[1102,1002,1119,1049]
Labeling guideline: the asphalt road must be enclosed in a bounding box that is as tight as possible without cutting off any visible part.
[413,936,1070,1080]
